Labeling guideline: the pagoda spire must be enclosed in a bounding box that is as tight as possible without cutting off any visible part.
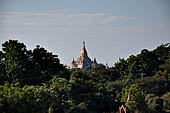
[83,41,85,48]
[80,41,88,57]
[72,58,75,64]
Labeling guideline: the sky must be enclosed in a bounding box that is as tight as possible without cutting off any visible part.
[0,0,170,66]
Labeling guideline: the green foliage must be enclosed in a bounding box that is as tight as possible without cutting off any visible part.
[87,68,121,84]
[145,94,163,113]
[0,72,169,113]
[137,49,159,76]
[32,45,64,82]
[70,70,85,83]
[162,92,170,111]
[0,40,170,113]
[106,80,128,101]
[159,62,170,79]
[154,70,163,77]
[0,82,66,113]
[0,40,65,85]
[135,77,170,95]
[115,58,128,77]
[121,84,146,111]
[2,40,31,83]
[153,43,170,63]
[0,51,5,82]
[69,70,116,113]
[144,92,170,113]
[114,43,170,79]
[82,63,106,73]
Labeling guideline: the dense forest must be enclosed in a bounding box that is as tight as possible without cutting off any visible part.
[0,40,170,113]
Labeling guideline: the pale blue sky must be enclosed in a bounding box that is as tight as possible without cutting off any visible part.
[0,0,170,66]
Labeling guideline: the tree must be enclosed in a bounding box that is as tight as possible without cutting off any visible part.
[31,45,64,83]
[2,40,31,84]
[121,84,146,111]
[87,68,121,83]
[69,70,116,113]
[145,94,163,113]
[114,58,128,77]
[0,51,5,83]
[153,43,170,64]
[70,71,93,95]
[137,49,159,76]
[49,77,71,112]
[0,40,65,85]
[162,92,170,111]
[128,58,144,78]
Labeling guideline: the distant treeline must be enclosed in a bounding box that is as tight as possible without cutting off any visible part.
[114,43,170,79]
[0,40,170,113]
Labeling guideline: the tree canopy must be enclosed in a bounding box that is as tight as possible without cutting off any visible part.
[0,40,169,113]
[0,40,65,85]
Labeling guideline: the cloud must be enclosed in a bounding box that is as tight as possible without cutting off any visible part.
[0,10,134,26]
